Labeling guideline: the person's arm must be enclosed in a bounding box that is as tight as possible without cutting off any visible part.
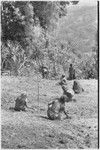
[62,78,67,84]
[24,98,28,108]
[25,101,28,107]
[64,109,71,119]
[64,109,68,116]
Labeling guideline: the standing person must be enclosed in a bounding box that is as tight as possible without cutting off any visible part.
[68,64,76,80]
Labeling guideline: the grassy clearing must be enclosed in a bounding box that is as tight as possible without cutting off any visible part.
[1,76,98,149]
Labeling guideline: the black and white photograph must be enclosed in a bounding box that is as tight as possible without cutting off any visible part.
[1,0,99,149]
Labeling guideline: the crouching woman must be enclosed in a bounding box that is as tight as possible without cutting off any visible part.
[14,93,27,111]
[47,95,71,120]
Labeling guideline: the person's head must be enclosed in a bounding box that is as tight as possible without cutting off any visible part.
[59,95,68,103]
[20,93,27,101]
[70,64,72,67]
[61,74,65,78]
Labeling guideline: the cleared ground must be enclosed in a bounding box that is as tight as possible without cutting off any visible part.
[1,76,98,149]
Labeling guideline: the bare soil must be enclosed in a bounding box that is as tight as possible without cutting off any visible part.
[1,76,98,149]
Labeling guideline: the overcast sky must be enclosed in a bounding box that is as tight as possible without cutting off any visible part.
[78,0,97,6]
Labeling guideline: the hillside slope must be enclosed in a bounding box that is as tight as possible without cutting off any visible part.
[56,5,97,53]
[1,76,98,149]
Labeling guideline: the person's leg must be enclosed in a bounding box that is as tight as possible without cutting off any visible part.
[64,110,71,119]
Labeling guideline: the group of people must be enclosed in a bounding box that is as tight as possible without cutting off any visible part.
[40,64,76,80]
[13,63,83,121]
[14,71,83,121]
[47,74,77,120]
[14,77,73,120]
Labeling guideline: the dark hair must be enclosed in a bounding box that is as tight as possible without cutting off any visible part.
[21,93,27,99]
[59,95,67,103]
[62,74,65,78]
[70,64,72,67]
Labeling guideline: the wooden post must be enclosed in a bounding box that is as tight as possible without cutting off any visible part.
[37,72,40,112]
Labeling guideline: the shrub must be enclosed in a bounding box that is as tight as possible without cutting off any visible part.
[75,53,98,79]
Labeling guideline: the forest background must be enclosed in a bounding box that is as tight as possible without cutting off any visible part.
[1,1,98,79]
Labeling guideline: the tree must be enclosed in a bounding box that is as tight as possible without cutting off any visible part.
[1,1,25,44]
[1,1,80,76]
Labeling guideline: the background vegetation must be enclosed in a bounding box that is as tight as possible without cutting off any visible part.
[1,1,98,79]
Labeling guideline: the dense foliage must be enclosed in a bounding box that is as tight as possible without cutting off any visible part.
[1,1,98,79]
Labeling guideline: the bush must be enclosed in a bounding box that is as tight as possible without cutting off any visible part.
[75,53,98,79]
